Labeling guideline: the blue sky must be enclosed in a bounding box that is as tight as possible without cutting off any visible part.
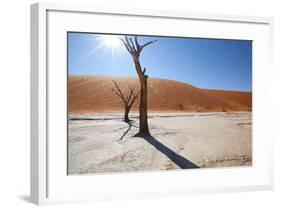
[68,32,252,92]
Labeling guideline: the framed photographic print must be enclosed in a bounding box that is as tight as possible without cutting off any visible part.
[30,2,274,205]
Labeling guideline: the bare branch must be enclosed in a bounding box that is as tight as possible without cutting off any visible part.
[121,36,156,59]
[112,80,127,103]
[127,89,134,102]
[112,88,123,99]
[134,36,140,50]
[125,36,134,53]
[121,82,136,102]
[142,67,147,75]
[120,38,131,53]
[139,40,157,52]
[129,89,140,107]
[129,38,137,52]
[120,36,135,54]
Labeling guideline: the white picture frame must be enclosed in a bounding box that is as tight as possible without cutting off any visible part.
[30,2,274,205]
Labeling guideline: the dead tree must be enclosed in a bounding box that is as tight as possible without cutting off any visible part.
[120,36,156,136]
[112,80,140,123]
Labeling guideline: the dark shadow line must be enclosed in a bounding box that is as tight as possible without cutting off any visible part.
[69,117,114,121]
[119,123,132,141]
[140,135,199,169]
[114,124,139,132]
[119,120,139,140]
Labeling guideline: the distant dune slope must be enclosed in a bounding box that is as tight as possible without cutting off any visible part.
[68,75,252,113]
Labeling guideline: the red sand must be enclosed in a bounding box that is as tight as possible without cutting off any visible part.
[68,75,252,113]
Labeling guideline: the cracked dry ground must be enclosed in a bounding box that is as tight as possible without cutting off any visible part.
[68,112,252,174]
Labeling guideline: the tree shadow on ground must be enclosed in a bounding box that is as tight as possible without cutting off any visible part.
[136,134,199,169]
[119,120,139,141]
[117,120,198,169]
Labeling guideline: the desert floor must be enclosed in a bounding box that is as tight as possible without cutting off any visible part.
[68,112,252,175]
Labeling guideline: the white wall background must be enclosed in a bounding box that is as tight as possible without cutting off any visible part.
[0,0,280,207]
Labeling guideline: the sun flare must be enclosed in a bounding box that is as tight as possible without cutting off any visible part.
[85,35,124,75]
[101,35,122,50]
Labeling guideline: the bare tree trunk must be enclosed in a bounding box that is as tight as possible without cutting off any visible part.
[138,74,149,135]
[131,58,150,135]
[120,36,156,136]
[112,79,140,124]
[124,105,130,123]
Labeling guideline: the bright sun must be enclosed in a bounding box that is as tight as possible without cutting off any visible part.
[85,35,124,70]
[101,35,122,50]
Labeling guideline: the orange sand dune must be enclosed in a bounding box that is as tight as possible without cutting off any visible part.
[68,75,252,113]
